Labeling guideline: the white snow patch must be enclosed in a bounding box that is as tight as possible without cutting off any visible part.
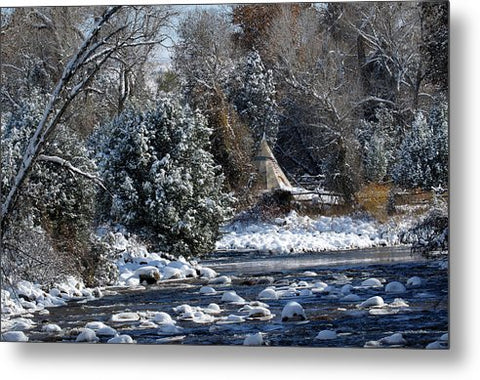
[217,211,413,254]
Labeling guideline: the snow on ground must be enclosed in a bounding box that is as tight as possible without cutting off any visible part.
[216,211,417,254]
[1,227,220,339]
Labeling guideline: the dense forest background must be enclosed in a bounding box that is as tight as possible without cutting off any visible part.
[1,2,448,287]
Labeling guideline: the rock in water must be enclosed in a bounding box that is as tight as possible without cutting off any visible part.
[361,278,383,287]
[406,276,423,288]
[221,291,246,304]
[107,335,134,344]
[359,296,385,308]
[75,328,99,343]
[315,330,337,340]
[243,332,263,346]
[258,288,278,300]
[385,281,406,293]
[281,301,306,322]
[1,331,29,342]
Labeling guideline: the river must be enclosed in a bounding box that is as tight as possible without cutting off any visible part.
[27,246,448,348]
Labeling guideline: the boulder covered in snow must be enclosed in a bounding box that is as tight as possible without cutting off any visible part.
[406,276,423,288]
[314,330,337,340]
[385,281,406,294]
[243,332,264,346]
[75,328,99,343]
[258,288,278,300]
[134,266,161,285]
[42,324,62,333]
[221,291,246,304]
[361,278,383,287]
[1,331,29,342]
[359,296,385,308]
[281,301,306,322]
[107,335,134,344]
[199,286,217,295]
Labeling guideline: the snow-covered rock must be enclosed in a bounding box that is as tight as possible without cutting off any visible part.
[341,294,361,302]
[96,326,118,337]
[134,266,161,284]
[380,333,406,346]
[208,275,231,285]
[314,330,337,340]
[75,328,99,343]
[243,332,264,346]
[199,286,217,295]
[281,301,306,322]
[198,267,217,279]
[1,331,29,342]
[151,312,174,325]
[42,324,62,333]
[359,296,385,308]
[341,284,353,294]
[299,289,313,297]
[389,298,409,308]
[385,281,406,293]
[247,307,272,319]
[162,267,183,280]
[217,314,245,324]
[361,278,383,287]
[203,303,222,315]
[221,291,246,304]
[111,312,140,323]
[258,288,278,300]
[158,323,183,335]
[107,335,134,344]
[406,276,423,288]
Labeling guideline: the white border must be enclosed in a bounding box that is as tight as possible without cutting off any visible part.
[1,1,479,379]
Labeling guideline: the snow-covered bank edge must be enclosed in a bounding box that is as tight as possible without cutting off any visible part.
[216,211,421,254]
[1,229,219,341]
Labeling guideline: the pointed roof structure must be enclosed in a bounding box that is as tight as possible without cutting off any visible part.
[253,134,292,192]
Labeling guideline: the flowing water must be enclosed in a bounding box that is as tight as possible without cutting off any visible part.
[27,247,448,348]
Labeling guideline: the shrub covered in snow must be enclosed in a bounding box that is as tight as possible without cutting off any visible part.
[94,96,232,257]
[1,100,100,286]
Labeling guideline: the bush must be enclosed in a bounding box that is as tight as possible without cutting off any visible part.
[356,183,392,222]
[407,197,448,256]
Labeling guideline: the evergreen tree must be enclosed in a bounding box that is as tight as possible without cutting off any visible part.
[95,97,232,257]
[393,100,448,189]
[232,50,279,146]
[1,98,98,284]
[358,106,401,183]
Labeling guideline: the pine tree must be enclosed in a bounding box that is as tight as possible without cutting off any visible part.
[95,97,232,257]
[232,50,279,146]
[393,100,448,190]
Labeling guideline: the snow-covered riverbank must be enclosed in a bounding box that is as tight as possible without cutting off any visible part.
[216,211,418,254]
[1,230,218,338]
